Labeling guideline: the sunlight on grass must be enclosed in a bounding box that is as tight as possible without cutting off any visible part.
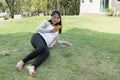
[0,16,49,34]
[0,16,120,34]
[62,16,120,34]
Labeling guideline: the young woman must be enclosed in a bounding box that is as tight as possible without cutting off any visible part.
[16,10,71,77]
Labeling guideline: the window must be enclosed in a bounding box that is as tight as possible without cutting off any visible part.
[82,0,84,3]
[117,0,120,3]
[89,0,93,3]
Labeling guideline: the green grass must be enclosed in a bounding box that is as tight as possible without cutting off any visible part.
[0,15,120,80]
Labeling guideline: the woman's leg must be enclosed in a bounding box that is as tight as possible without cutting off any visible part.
[16,33,49,71]
[25,33,49,77]
[26,47,49,77]
[22,33,48,63]
[32,47,49,69]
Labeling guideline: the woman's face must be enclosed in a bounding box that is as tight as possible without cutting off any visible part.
[51,14,60,25]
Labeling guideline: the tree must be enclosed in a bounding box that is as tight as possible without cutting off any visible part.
[39,0,48,15]
[4,0,16,18]
[0,1,2,6]
[3,0,80,18]
[14,0,21,14]
[61,0,80,15]
[0,1,3,10]
[19,0,33,17]
[56,0,60,11]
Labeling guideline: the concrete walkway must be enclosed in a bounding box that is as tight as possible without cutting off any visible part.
[0,15,22,21]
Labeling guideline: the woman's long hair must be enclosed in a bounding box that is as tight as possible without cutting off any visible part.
[48,10,62,34]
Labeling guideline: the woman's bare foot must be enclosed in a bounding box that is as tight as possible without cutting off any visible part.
[26,66,36,77]
[16,60,24,71]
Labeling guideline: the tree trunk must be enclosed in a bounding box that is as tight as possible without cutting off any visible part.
[5,0,15,19]
[56,0,60,12]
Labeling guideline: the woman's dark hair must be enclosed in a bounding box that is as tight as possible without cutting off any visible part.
[48,10,62,34]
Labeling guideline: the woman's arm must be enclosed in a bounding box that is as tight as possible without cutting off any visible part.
[36,20,51,33]
[56,37,72,46]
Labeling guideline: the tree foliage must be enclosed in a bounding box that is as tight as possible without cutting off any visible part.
[60,0,80,15]
[0,1,8,12]
[2,0,80,18]
[47,0,80,15]
[0,1,3,7]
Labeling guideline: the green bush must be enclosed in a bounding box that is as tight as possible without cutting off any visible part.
[105,8,113,16]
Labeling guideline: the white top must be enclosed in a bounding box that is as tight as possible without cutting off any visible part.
[36,20,66,48]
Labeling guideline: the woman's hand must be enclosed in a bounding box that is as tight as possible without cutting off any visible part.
[64,42,72,46]
[50,27,58,33]
[51,26,61,33]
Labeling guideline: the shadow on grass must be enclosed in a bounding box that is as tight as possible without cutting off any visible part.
[0,32,33,57]
[0,28,120,80]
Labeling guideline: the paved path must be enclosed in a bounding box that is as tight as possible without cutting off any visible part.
[0,15,22,21]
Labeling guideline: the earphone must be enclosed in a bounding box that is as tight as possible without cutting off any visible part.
[49,16,52,20]
[58,18,60,22]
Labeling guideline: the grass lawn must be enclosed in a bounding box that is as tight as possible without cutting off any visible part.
[0,15,120,80]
